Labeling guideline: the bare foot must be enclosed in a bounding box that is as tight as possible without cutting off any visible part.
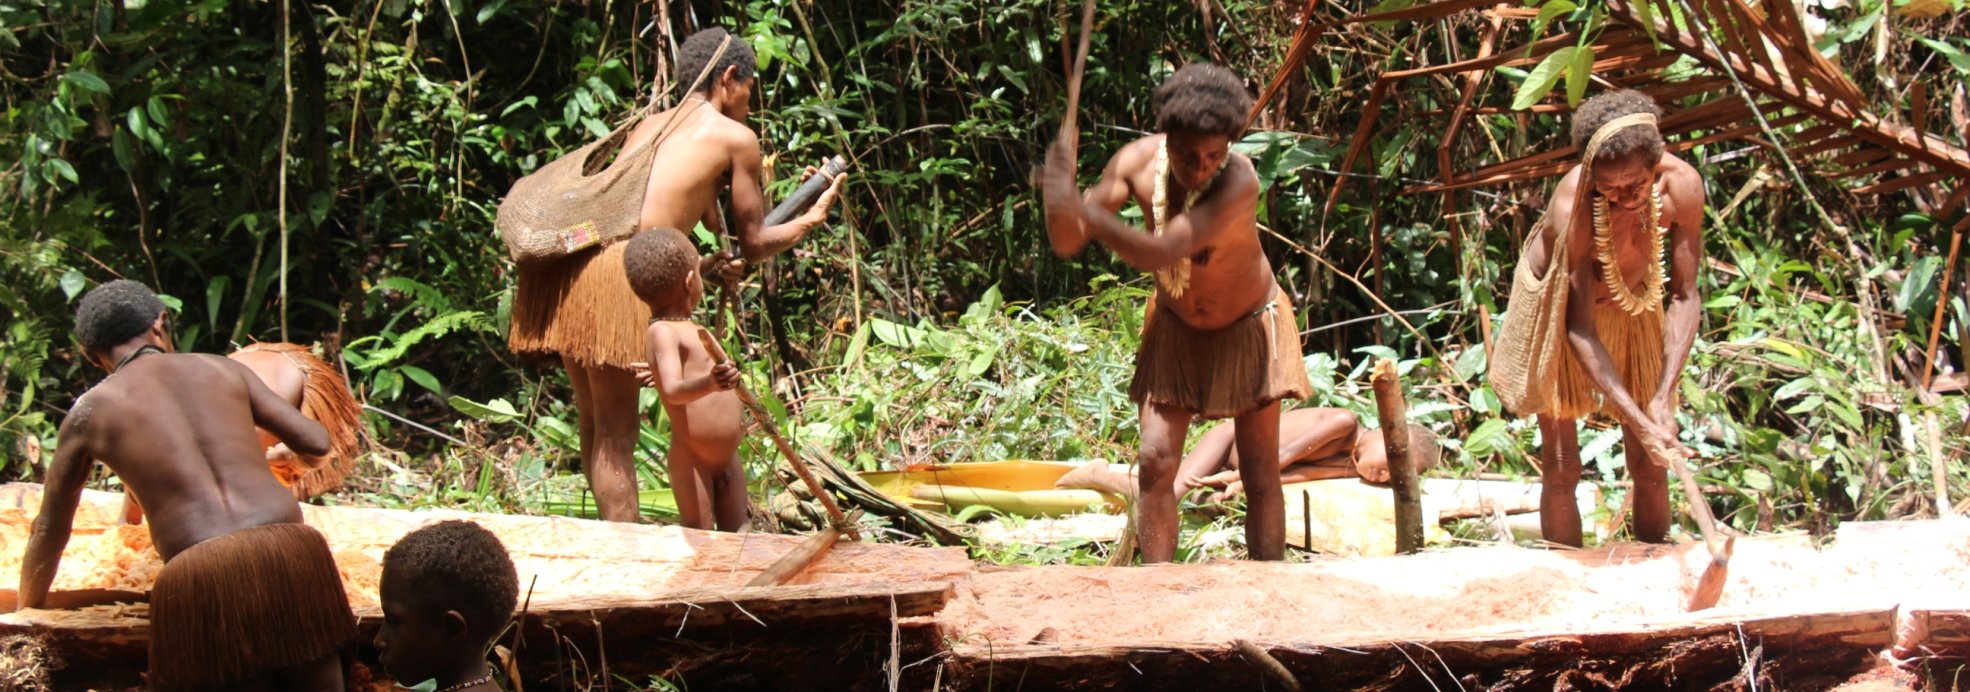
[1056,461,1137,499]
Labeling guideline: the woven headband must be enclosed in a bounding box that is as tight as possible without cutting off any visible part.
[1581,112,1659,173]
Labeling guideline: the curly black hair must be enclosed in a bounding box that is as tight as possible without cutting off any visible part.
[1407,424,1443,473]
[676,27,756,94]
[1153,63,1252,138]
[382,520,519,642]
[1570,89,1665,165]
[623,228,699,306]
[74,280,165,352]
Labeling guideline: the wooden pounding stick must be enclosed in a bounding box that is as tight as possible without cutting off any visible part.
[1061,0,1096,147]
[696,329,858,540]
[1661,441,1733,611]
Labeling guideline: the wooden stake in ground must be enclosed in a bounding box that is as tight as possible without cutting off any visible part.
[697,329,859,540]
[1369,358,1424,554]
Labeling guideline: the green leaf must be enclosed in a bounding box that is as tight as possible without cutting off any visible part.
[1452,345,1487,383]
[59,269,87,301]
[63,70,110,94]
[1742,468,1773,491]
[1773,377,1815,401]
[1632,0,1659,40]
[206,275,231,329]
[1533,0,1578,31]
[400,365,443,394]
[962,344,999,379]
[111,128,135,172]
[1512,47,1576,110]
[1914,35,1970,72]
[1464,418,1512,457]
[147,96,170,127]
[126,108,149,143]
[500,95,538,117]
[1565,45,1595,107]
[476,0,508,23]
[450,395,520,422]
[842,320,872,366]
[46,158,78,184]
[1825,400,1863,429]
[690,221,717,247]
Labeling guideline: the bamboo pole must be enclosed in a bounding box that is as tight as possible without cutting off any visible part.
[746,528,842,587]
[1370,358,1424,554]
[697,330,859,540]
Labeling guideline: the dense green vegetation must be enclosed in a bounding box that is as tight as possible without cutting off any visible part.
[3,0,1967,553]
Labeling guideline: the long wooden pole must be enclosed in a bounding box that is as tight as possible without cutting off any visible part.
[1370,358,1424,554]
[698,330,858,540]
[1921,229,1963,391]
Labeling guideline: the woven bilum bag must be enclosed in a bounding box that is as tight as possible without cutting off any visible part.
[495,125,659,267]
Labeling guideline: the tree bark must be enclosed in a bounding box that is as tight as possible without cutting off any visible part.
[1370,358,1424,554]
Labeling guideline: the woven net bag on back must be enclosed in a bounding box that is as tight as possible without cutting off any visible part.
[1488,212,1571,417]
[496,126,659,267]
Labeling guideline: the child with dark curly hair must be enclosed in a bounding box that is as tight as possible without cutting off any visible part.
[623,228,747,531]
[15,279,350,691]
[1041,63,1310,562]
[375,520,520,692]
[1504,88,1706,547]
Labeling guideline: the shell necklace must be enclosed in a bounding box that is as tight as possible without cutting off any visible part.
[1591,179,1667,316]
[1150,138,1227,299]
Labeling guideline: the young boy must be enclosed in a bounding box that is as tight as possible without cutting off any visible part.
[375,520,520,692]
[1042,63,1311,562]
[1057,408,1441,501]
[623,228,748,531]
[14,280,352,691]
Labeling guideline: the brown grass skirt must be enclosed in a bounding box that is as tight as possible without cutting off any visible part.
[148,522,356,691]
[1552,305,1666,420]
[508,240,651,369]
[1130,287,1312,419]
[236,343,364,499]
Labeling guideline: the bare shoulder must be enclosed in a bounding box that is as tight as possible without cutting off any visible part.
[1217,151,1260,197]
[1109,136,1161,170]
[63,390,100,437]
[1551,165,1585,211]
[1658,154,1705,204]
[717,116,761,155]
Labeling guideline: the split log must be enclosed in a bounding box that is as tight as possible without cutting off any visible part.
[940,608,1893,690]
[937,521,1970,689]
[0,482,970,686]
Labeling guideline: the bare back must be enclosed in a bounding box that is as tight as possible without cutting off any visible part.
[623,102,755,235]
[66,354,309,560]
[1093,135,1273,329]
